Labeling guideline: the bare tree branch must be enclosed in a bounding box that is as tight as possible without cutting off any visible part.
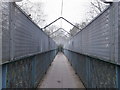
[16,0,46,27]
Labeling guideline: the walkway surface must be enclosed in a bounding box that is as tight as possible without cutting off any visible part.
[38,52,85,88]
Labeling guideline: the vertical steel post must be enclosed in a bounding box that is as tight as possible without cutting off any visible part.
[110,2,118,63]
[9,3,15,61]
[0,1,2,89]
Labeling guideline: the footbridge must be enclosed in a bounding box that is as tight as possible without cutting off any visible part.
[0,2,120,89]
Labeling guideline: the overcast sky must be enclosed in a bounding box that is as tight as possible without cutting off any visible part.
[28,0,93,31]
[16,0,101,31]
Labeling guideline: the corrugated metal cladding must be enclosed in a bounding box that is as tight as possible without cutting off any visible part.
[2,2,10,63]
[0,2,2,65]
[2,3,57,63]
[118,3,120,64]
[64,3,120,65]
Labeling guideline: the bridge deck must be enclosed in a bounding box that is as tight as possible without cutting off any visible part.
[38,52,85,88]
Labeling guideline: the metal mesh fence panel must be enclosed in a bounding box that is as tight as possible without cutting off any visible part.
[64,3,119,65]
[2,3,57,63]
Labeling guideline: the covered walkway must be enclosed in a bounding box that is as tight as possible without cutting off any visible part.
[1,2,120,89]
[38,53,85,88]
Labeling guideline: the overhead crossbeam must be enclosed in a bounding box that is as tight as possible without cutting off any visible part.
[60,17,80,30]
[50,28,72,36]
[43,17,61,29]
[42,17,80,31]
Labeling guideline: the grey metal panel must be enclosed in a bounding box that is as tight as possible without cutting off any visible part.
[13,6,41,59]
[0,1,2,65]
[86,9,110,60]
[2,3,57,63]
[12,5,57,60]
[118,3,120,64]
[2,2,10,62]
[64,3,119,64]
[109,3,118,63]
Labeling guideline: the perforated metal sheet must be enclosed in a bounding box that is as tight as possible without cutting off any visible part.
[2,3,57,63]
[64,3,119,64]
[118,3,120,64]
[0,1,2,64]
[12,4,57,60]
[2,2,10,63]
